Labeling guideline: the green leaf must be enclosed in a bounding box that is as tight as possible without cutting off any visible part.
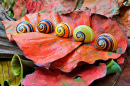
[106,59,121,75]
[0,59,22,86]
[2,0,4,3]
[2,0,16,18]
[11,54,35,76]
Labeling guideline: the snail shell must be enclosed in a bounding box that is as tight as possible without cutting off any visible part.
[16,22,35,33]
[37,20,53,33]
[73,25,95,43]
[96,33,118,51]
[55,23,72,37]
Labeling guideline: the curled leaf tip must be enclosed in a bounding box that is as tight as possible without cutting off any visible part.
[11,54,23,76]
[106,59,121,75]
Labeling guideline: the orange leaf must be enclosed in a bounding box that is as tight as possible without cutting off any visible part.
[2,12,90,41]
[51,45,121,72]
[2,12,127,72]
[13,32,81,68]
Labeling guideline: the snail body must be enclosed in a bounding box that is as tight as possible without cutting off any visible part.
[16,22,35,33]
[37,20,53,33]
[73,25,95,43]
[96,33,118,51]
[55,23,72,37]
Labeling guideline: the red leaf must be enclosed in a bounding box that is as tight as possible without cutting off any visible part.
[13,0,27,19]
[51,45,121,72]
[90,14,128,54]
[25,0,78,14]
[2,12,90,41]
[22,63,106,86]
[117,57,124,64]
[2,12,127,71]
[13,32,81,67]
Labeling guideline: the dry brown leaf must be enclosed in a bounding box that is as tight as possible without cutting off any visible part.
[114,7,130,37]
[117,0,126,7]
[79,0,119,17]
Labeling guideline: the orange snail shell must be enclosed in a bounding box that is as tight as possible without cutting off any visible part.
[37,20,53,33]
[16,22,35,33]
[55,23,72,37]
[96,33,118,51]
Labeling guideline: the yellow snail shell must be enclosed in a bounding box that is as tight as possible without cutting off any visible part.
[73,25,95,43]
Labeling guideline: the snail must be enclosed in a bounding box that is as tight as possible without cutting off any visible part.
[96,33,118,51]
[37,20,53,33]
[73,25,95,43]
[55,23,72,37]
[16,22,35,33]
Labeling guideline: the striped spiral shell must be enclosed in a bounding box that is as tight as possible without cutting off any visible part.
[73,25,95,43]
[96,33,118,51]
[55,23,72,37]
[16,22,35,33]
[37,20,53,33]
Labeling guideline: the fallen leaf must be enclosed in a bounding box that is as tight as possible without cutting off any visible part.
[117,0,126,7]
[51,45,121,72]
[106,59,121,75]
[2,11,90,41]
[79,0,119,17]
[2,12,127,71]
[114,6,130,37]
[13,0,80,19]
[13,0,27,19]
[115,55,130,86]
[11,54,35,76]
[90,14,128,54]
[117,57,125,64]
[25,0,78,14]
[12,32,81,68]
[0,59,22,86]
[21,63,106,86]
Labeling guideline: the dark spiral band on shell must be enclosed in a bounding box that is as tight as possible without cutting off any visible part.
[96,33,118,51]
[37,20,53,33]
[56,26,65,36]
[55,23,72,37]
[76,31,85,42]
[16,22,34,33]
